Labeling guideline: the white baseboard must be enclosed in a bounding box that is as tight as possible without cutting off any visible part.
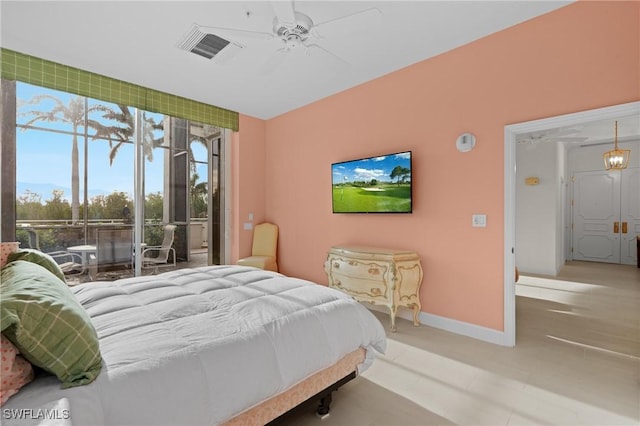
[367,304,511,346]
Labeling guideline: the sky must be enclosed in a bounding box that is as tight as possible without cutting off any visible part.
[331,151,411,185]
[16,82,207,201]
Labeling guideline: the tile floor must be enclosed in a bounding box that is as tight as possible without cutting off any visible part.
[272,261,640,426]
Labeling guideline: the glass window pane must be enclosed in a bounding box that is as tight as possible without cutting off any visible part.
[18,83,88,134]
[17,129,85,211]
[88,99,134,145]
[15,82,87,251]
[87,140,134,220]
[191,162,208,219]
[145,145,167,220]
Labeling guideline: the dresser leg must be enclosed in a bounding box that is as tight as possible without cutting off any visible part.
[389,305,398,332]
[411,303,421,327]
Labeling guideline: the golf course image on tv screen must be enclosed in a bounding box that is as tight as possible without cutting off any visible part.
[331,151,412,213]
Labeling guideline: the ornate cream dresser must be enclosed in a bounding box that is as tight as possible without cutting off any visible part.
[324,245,423,331]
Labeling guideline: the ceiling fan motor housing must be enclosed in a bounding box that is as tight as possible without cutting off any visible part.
[274,12,313,49]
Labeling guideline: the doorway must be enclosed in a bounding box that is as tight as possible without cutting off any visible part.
[503,101,640,347]
[183,122,230,266]
[572,168,640,265]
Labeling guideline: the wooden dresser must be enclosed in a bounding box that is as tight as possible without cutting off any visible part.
[324,245,423,331]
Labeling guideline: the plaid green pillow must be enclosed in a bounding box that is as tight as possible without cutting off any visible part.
[0,260,102,388]
[7,248,66,282]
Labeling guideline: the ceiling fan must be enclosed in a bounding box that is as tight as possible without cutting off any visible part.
[180,1,382,73]
[517,128,589,147]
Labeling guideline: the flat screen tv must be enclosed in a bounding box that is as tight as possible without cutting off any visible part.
[332,151,412,214]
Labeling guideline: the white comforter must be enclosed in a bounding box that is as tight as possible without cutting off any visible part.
[3,266,387,426]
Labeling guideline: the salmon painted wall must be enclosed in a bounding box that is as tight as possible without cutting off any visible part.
[231,114,266,262]
[237,1,639,331]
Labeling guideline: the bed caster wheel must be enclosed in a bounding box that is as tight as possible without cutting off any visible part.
[316,411,330,420]
[316,393,332,419]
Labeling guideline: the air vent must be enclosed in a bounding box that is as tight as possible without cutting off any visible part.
[177,25,231,59]
[192,34,230,59]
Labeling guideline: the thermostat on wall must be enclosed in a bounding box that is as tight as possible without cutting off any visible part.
[456,133,476,152]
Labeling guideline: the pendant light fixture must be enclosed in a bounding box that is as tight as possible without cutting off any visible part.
[603,120,630,170]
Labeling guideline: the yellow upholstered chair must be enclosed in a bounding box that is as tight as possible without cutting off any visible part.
[237,222,278,272]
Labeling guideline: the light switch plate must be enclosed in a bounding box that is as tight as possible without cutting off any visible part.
[243,222,253,230]
[472,214,487,227]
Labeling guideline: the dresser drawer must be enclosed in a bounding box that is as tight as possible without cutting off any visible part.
[328,257,388,281]
[329,272,389,300]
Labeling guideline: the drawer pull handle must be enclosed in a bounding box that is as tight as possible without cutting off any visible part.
[371,288,381,296]
[368,267,380,275]
[333,262,340,269]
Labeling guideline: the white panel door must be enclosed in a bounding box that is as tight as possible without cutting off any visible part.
[572,168,639,265]
[620,168,640,265]
[572,171,620,263]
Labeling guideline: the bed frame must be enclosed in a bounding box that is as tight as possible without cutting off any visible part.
[224,348,365,425]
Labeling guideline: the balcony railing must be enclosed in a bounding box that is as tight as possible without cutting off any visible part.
[15,219,207,253]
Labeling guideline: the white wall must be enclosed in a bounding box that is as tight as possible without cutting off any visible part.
[516,141,563,275]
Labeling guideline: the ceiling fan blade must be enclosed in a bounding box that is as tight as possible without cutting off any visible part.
[196,24,274,41]
[260,48,288,75]
[550,128,581,137]
[554,136,589,142]
[305,43,350,73]
[312,8,382,39]
[519,135,589,144]
[270,0,297,28]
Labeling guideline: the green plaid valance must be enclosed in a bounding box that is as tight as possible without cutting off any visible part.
[1,48,239,131]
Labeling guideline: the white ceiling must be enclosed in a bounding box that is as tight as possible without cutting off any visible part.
[517,114,640,148]
[0,0,574,120]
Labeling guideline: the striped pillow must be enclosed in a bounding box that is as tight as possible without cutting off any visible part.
[0,261,102,388]
[7,249,66,282]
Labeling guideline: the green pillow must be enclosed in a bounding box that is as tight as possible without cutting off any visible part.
[7,248,66,282]
[0,260,102,388]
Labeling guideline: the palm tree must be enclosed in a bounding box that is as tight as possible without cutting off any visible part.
[21,95,105,223]
[390,165,411,185]
[92,104,164,165]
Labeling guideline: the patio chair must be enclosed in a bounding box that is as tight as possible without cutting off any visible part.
[23,228,41,250]
[49,251,85,276]
[142,224,177,274]
[20,228,84,276]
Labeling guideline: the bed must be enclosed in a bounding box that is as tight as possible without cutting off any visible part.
[1,263,387,426]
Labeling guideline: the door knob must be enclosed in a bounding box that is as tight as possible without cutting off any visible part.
[613,221,619,233]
